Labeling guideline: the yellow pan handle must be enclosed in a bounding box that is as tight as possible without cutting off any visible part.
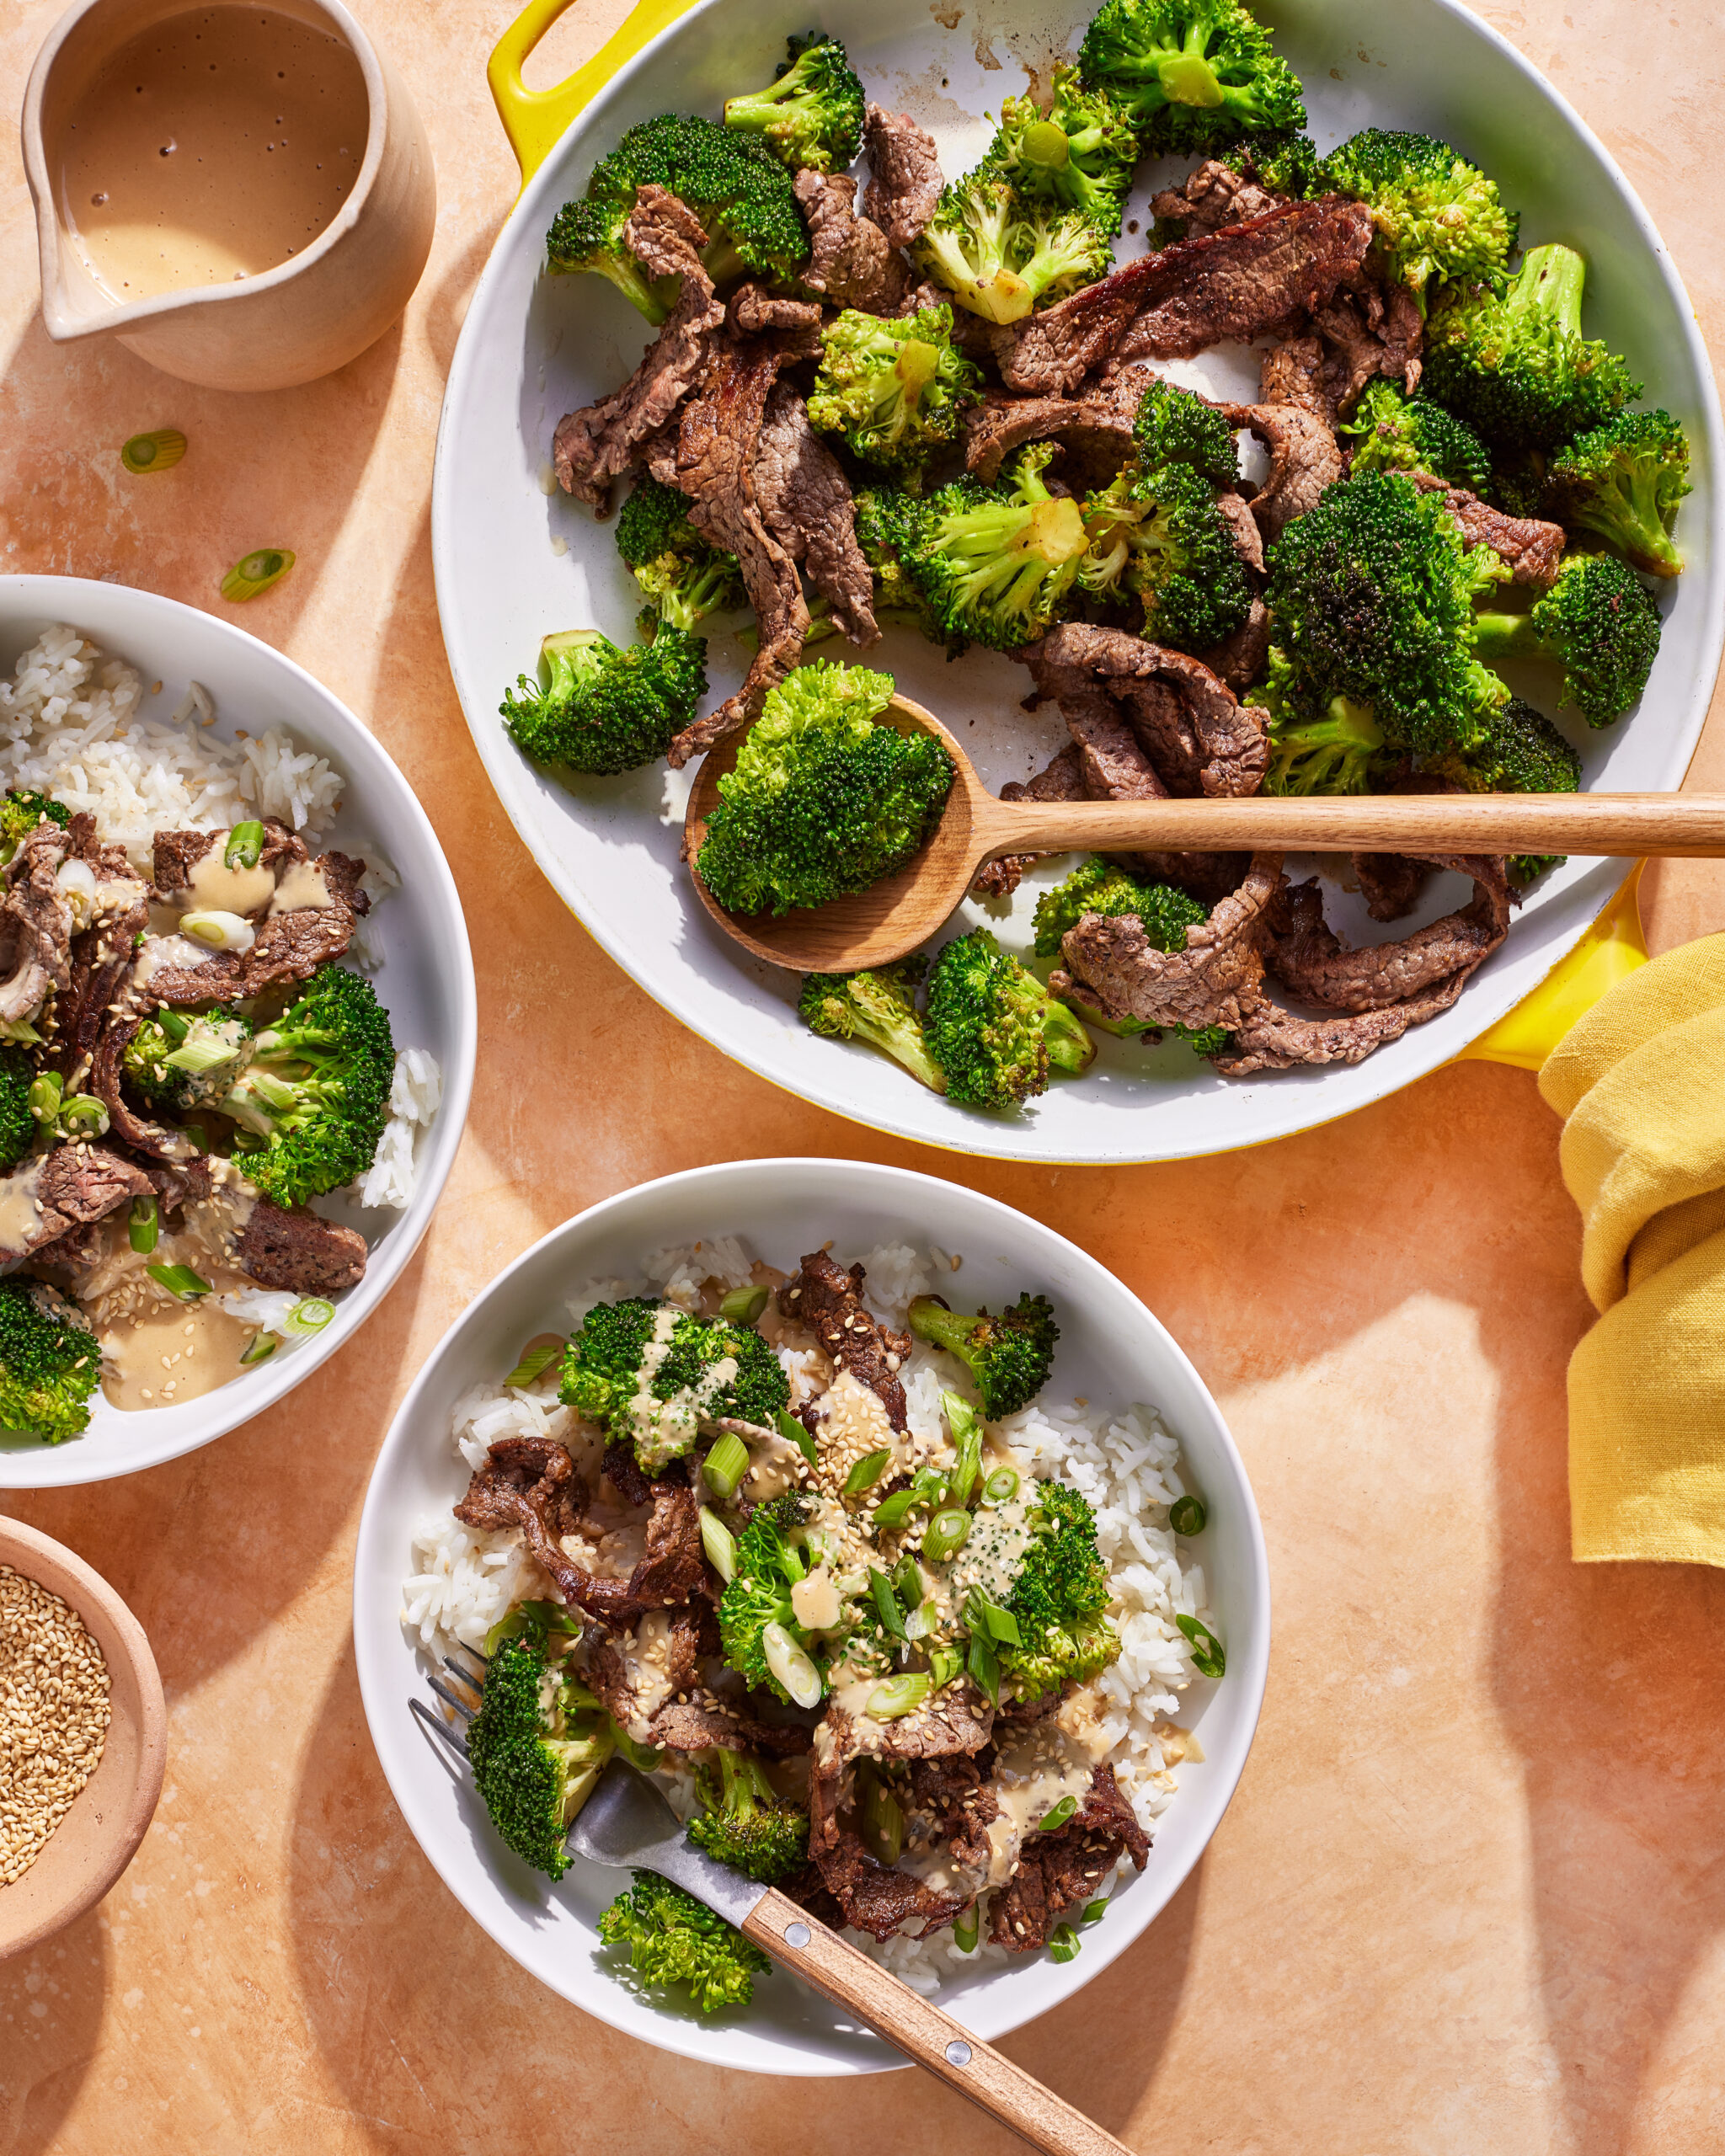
[488,0,703,190]
[1461,863,1648,1071]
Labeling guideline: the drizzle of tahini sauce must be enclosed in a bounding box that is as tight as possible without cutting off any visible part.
[132,933,216,991]
[100,1296,254,1412]
[180,836,275,918]
[269,860,333,915]
[622,1304,739,1472]
[0,1160,46,1261]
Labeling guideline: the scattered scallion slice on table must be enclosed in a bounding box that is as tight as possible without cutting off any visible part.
[120,430,186,474]
[220,548,295,602]
[1176,1614,1226,1678]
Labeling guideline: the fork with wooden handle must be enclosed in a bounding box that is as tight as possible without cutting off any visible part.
[415,1666,1134,2156]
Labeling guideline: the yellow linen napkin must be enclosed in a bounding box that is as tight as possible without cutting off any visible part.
[1538,933,1725,1566]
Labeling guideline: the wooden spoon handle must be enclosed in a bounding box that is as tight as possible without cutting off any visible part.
[741,1886,1131,2156]
[975,792,1725,862]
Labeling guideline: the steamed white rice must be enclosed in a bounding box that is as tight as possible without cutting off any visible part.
[403,1235,1220,1995]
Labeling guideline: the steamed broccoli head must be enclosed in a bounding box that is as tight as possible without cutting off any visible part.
[1078,0,1306,155]
[1340,378,1492,494]
[981,66,1140,236]
[1078,462,1253,652]
[1261,681,1388,797]
[0,1047,35,1171]
[1131,378,1240,486]
[614,479,745,633]
[688,1748,809,1883]
[1314,128,1516,305]
[466,1632,614,1881]
[547,113,809,322]
[718,1493,819,1704]
[1423,243,1641,450]
[798,958,946,1093]
[722,31,864,173]
[913,174,1111,324]
[1428,692,1578,889]
[1544,408,1691,579]
[806,303,983,474]
[1031,857,1207,958]
[924,926,1093,1108]
[906,1290,1060,1417]
[0,790,69,867]
[1237,127,1320,197]
[0,1278,100,1445]
[696,663,953,916]
[502,622,708,777]
[994,1481,1120,1703]
[559,1296,790,1473]
[221,964,393,1208]
[598,1870,771,2014]
[1471,553,1663,727]
[123,1009,254,1113]
[903,448,1091,654]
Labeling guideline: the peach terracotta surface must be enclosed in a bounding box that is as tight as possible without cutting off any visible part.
[2,0,1724,2147]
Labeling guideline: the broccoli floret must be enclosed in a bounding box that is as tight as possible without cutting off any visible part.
[806,303,983,474]
[466,1633,613,1880]
[598,1870,771,2014]
[1340,379,1492,494]
[219,965,393,1208]
[723,31,864,173]
[1078,462,1253,651]
[1078,0,1306,156]
[1236,128,1320,197]
[1263,472,1513,771]
[718,1494,818,1703]
[798,959,946,1092]
[502,622,708,777]
[913,174,1111,323]
[0,1278,100,1444]
[696,663,953,916]
[852,485,950,643]
[0,1048,34,1171]
[1130,378,1240,485]
[559,1297,790,1473]
[907,1290,1060,1417]
[1544,408,1691,580]
[688,1748,809,1883]
[991,1481,1120,1704]
[0,790,69,867]
[924,926,1094,1108]
[1314,129,1516,307]
[1471,553,1663,726]
[547,114,809,323]
[1261,686,1388,796]
[1032,857,1207,958]
[614,479,745,633]
[901,448,1090,654]
[1423,243,1641,450]
[981,66,1140,237]
[124,1010,254,1113]
[1429,692,1582,798]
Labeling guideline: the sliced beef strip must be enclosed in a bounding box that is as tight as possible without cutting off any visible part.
[1054,852,1283,1032]
[55,889,152,1099]
[0,1143,155,1267]
[1261,857,1511,1013]
[1028,624,1269,800]
[969,741,1087,899]
[755,383,879,646]
[1214,968,1475,1076]
[1150,159,1286,237]
[963,366,1158,487]
[585,1606,707,1732]
[806,1713,971,1941]
[987,1763,1150,1952]
[29,1220,106,1270]
[140,851,368,1005]
[1213,487,1265,575]
[1220,398,1343,538]
[841,1680,995,1763]
[646,1692,814,1757]
[89,1013,200,1164]
[1309,277,1419,414]
[602,1438,658,1509]
[552,187,727,513]
[152,818,306,897]
[0,821,75,1025]
[1259,333,1334,421]
[135,1155,216,1214]
[906,1750,999,1874]
[793,170,910,313]
[727,284,824,339]
[235,1201,368,1294]
[778,1251,911,1431]
[1352,851,1434,922]
[1407,472,1564,589]
[1200,595,1272,694]
[862,105,943,251]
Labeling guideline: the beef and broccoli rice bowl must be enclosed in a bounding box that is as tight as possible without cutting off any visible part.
[404,1234,1223,2015]
[0,624,442,1443]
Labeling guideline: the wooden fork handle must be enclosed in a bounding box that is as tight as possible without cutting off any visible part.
[741,1886,1132,2156]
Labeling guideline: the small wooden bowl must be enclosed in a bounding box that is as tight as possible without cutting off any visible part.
[0,1517,165,1961]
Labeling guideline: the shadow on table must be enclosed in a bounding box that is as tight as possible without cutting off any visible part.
[0,1906,109,2156]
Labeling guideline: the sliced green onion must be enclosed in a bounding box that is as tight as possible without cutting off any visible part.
[871,1486,917,1531]
[128,1196,158,1254]
[868,1566,906,1640]
[718,1283,769,1325]
[504,1338,564,1388]
[904,1598,938,1642]
[180,908,254,952]
[969,1590,1022,1646]
[699,1506,735,1583]
[29,1072,61,1123]
[702,1431,750,1500]
[844,1447,892,1495]
[927,1646,963,1691]
[953,1902,980,1952]
[778,1540,805,1584]
[982,1466,1019,1505]
[120,429,186,475]
[890,1550,922,1608]
[611,1722,665,1773]
[1049,1923,1081,1964]
[1176,1614,1226,1678]
[1038,1795,1078,1833]
[1081,1899,1108,1925]
[867,1673,931,1720]
[860,1770,905,1865]
[157,1010,191,1045]
[775,1406,817,1467]
[762,1620,823,1709]
[239,1331,278,1366]
[224,819,264,870]
[967,1628,1001,1706]
[147,1262,210,1298]
[58,1094,109,1137]
[1169,1493,1206,1537]
[944,1390,982,1508]
[923,1508,970,1563]
[283,1297,334,1337]
[163,1033,238,1075]
[220,547,295,602]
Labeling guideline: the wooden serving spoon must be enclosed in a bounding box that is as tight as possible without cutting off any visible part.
[684,694,1725,975]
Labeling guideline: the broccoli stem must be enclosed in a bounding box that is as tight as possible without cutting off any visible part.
[1514,243,1588,339]
[1470,611,1545,666]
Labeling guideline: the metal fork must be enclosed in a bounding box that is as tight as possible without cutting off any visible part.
[411,1657,1130,2156]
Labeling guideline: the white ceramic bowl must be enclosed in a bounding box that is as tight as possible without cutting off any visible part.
[431,0,1722,1166]
[0,575,476,1488]
[353,1156,1269,2074]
